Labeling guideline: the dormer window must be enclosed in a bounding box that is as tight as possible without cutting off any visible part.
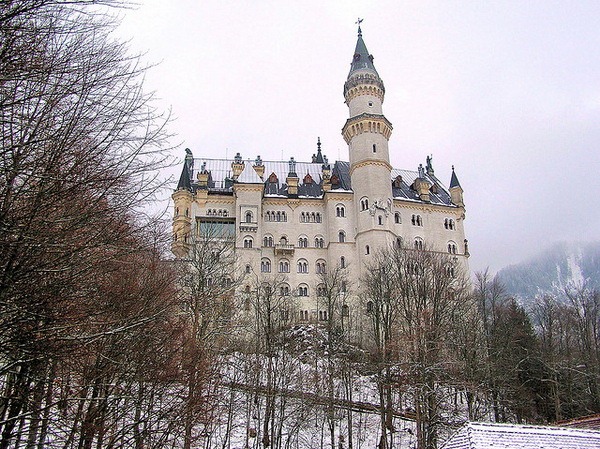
[268,172,278,183]
[303,173,313,184]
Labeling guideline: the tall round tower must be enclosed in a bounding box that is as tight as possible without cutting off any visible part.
[342,25,395,258]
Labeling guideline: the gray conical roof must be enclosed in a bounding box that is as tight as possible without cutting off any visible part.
[176,150,193,191]
[449,166,462,189]
[348,27,378,77]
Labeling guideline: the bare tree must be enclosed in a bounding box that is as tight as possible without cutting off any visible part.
[316,264,352,449]
[361,249,400,449]
[177,228,238,449]
[0,1,171,447]
[362,244,471,449]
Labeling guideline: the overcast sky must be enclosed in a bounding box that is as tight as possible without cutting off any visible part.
[117,0,600,274]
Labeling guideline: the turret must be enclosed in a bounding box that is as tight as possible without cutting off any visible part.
[449,166,464,207]
[343,23,395,258]
[253,155,265,179]
[231,152,244,178]
[413,164,431,202]
[172,148,194,258]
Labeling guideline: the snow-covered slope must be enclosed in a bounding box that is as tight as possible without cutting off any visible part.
[496,241,600,299]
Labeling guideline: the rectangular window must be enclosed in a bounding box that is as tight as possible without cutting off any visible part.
[197,218,235,238]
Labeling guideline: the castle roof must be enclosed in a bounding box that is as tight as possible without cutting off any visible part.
[449,166,462,189]
[348,26,378,77]
[180,155,456,207]
[441,422,600,449]
[236,161,263,184]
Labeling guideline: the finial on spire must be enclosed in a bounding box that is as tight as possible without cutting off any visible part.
[314,137,324,164]
[356,18,363,36]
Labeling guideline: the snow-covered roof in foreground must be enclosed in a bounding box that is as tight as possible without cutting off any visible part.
[440,422,600,449]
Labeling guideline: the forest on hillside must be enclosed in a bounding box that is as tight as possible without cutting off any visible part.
[1,2,599,449]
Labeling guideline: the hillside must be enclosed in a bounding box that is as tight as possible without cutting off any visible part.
[496,241,600,298]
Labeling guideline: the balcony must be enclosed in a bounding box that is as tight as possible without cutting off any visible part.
[239,222,258,232]
[274,243,295,256]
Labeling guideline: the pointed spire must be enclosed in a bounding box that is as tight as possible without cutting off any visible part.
[348,20,378,77]
[176,148,193,191]
[450,165,462,188]
[314,137,324,164]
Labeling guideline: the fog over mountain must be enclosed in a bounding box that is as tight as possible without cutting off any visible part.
[496,241,600,299]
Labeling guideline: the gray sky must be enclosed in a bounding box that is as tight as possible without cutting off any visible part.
[117,0,600,274]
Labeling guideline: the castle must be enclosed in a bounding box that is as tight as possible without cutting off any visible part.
[172,26,469,322]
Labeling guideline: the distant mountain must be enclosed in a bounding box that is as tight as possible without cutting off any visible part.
[496,241,600,299]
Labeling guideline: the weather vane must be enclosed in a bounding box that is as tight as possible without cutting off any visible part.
[356,18,363,36]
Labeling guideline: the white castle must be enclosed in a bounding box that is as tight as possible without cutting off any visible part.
[172,26,469,323]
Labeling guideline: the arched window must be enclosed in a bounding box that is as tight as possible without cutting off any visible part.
[299,310,309,320]
[319,310,328,321]
[279,260,290,273]
[360,197,369,211]
[342,304,349,317]
[340,256,346,268]
[395,212,401,224]
[276,211,281,222]
[260,258,271,273]
[245,264,251,274]
[316,260,326,274]
[279,236,288,245]
[373,144,377,153]
[448,241,457,254]
[298,284,309,296]
[316,212,322,223]
[243,237,253,248]
[263,235,273,247]
[280,284,290,296]
[245,211,253,223]
[412,214,422,226]
[298,236,308,248]
[311,212,316,222]
[338,231,346,243]
[414,238,424,251]
[315,236,324,248]
[282,211,287,222]
[366,301,374,314]
[297,259,308,274]
[365,245,370,255]
[336,204,345,217]
[317,284,326,297]
[444,218,449,229]
[378,216,383,225]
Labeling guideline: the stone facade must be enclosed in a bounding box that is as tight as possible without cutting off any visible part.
[172,27,469,323]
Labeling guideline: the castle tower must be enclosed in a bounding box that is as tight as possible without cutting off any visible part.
[342,24,395,260]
